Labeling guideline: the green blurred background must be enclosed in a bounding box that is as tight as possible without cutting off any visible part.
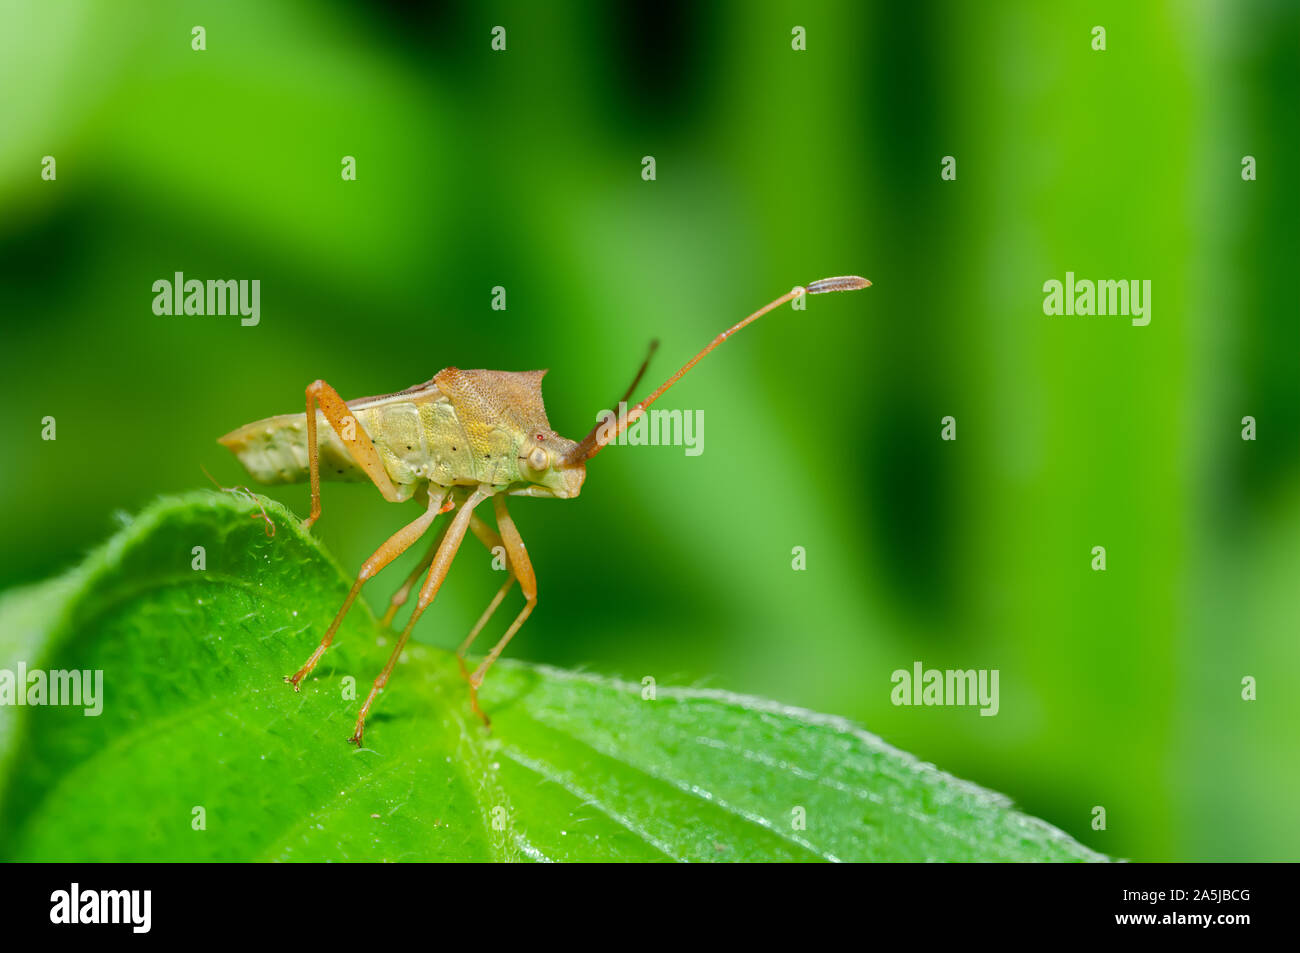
[1,0,1297,861]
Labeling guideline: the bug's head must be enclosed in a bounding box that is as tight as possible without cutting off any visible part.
[511,429,586,499]
[434,368,586,500]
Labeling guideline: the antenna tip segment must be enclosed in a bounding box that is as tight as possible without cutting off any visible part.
[806,275,871,295]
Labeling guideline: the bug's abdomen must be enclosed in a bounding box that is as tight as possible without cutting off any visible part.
[366,400,479,487]
[219,394,482,491]
[218,413,368,486]
[415,399,478,485]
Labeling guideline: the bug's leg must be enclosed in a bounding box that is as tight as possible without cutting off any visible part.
[285,489,446,691]
[454,512,518,681]
[379,506,515,638]
[349,486,493,746]
[303,379,402,531]
[378,493,459,627]
[378,521,450,629]
[465,494,538,728]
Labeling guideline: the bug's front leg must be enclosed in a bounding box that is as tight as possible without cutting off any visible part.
[461,494,538,728]
[349,486,493,747]
[454,511,517,672]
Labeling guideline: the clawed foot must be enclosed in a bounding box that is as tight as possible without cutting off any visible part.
[469,682,491,731]
[347,725,365,747]
[284,671,307,692]
[456,657,491,729]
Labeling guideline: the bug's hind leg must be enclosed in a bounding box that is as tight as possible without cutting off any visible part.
[285,489,446,690]
[462,495,538,728]
[302,378,403,531]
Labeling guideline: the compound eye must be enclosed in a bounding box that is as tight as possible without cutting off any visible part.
[527,446,549,472]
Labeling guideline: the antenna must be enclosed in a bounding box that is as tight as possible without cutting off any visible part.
[567,275,870,464]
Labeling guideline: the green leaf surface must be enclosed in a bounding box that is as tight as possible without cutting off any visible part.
[0,493,1104,862]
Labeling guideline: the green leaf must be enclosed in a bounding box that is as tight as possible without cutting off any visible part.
[0,492,1104,862]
